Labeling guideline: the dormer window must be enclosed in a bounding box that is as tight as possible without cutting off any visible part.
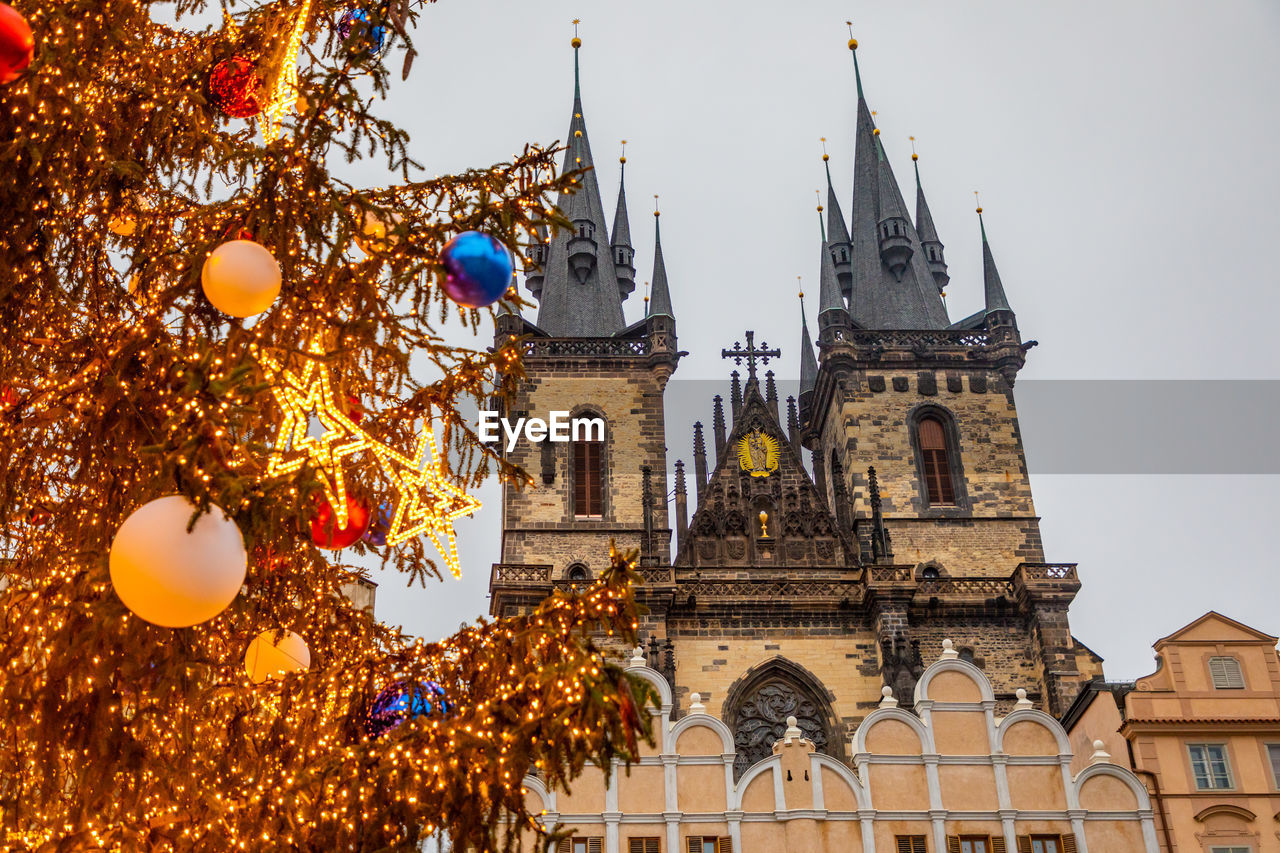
[1208,656,1245,689]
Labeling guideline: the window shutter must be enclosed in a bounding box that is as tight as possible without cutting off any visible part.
[557,840,571,853]
[687,838,701,853]
[1060,836,1078,853]
[716,839,732,853]
[1016,837,1033,853]
[630,840,660,853]
[991,840,1007,853]
[1209,656,1245,689]
[947,837,961,853]
[897,838,912,853]
[587,839,602,853]
[647,840,661,853]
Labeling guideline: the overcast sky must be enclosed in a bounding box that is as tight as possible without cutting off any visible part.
[338,1,1280,683]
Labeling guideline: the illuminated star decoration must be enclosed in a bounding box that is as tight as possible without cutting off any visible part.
[373,425,481,577]
[255,334,374,528]
[262,0,313,143]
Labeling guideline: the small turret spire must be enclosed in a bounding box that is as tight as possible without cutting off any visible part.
[847,23,863,99]
[821,139,854,296]
[911,138,949,294]
[817,209,850,342]
[799,290,818,399]
[610,141,636,298]
[648,206,674,318]
[977,200,1011,314]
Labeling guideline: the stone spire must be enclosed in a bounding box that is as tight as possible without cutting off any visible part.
[610,147,636,299]
[912,145,949,293]
[979,206,1012,314]
[798,292,818,402]
[817,227,850,345]
[647,210,673,318]
[822,144,854,296]
[530,35,628,337]
[846,39,949,329]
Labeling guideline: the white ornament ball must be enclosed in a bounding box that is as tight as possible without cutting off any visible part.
[200,239,282,317]
[109,496,247,628]
[244,629,311,684]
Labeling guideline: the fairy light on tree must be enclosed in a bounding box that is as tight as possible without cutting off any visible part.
[0,1,652,850]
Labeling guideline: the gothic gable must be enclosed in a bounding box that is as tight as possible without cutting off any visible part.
[682,383,854,568]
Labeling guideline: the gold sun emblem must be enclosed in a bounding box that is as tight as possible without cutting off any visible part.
[737,430,780,477]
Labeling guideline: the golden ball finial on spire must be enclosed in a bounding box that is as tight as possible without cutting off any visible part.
[872,127,880,137]
[653,194,660,217]
[798,275,804,300]
[571,18,581,48]
[910,135,918,161]
[619,139,627,164]
[820,136,830,162]
[974,190,982,214]
[847,21,857,50]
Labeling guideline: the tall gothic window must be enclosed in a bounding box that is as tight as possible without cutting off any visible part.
[916,414,958,506]
[571,431,604,518]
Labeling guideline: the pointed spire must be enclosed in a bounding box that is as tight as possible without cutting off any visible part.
[978,203,1011,313]
[817,205,850,343]
[912,140,949,293]
[786,396,800,453]
[673,459,688,554]
[648,208,674,318]
[765,370,779,422]
[693,421,708,501]
[845,36,949,329]
[712,396,727,461]
[531,30,628,337]
[799,290,818,397]
[730,370,742,417]
[822,139,853,296]
[610,143,636,298]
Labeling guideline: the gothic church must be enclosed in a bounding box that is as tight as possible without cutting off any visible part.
[489,36,1152,853]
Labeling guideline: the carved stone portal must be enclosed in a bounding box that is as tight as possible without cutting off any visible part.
[730,681,829,779]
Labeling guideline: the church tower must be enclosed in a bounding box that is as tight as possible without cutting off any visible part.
[490,35,679,613]
[796,38,1091,717]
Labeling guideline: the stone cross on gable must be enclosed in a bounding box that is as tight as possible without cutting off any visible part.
[721,331,781,384]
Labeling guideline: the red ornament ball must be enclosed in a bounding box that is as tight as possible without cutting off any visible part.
[310,495,371,550]
[346,394,365,424]
[208,56,263,118]
[0,3,34,85]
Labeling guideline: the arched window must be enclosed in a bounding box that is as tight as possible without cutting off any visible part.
[917,415,957,506]
[570,413,605,518]
[565,563,590,582]
[921,566,941,580]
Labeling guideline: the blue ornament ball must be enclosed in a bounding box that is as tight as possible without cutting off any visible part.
[440,231,513,309]
[364,680,449,739]
[337,8,386,57]
[363,501,392,547]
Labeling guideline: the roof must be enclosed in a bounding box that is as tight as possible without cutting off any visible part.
[1058,677,1133,731]
[1153,610,1279,649]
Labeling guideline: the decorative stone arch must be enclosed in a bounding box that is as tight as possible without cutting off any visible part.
[721,656,842,780]
[916,559,948,580]
[520,773,552,814]
[1194,803,1257,823]
[730,753,782,811]
[809,751,871,811]
[853,705,934,756]
[1072,762,1155,811]
[913,656,995,705]
[906,401,970,512]
[994,707,1072,755]
[670,712,735,755]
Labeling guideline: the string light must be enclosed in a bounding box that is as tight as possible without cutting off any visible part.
[262,0,313,143]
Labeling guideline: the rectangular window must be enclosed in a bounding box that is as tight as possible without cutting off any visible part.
[960,839,989,853]
[557,840,603,853]
[572,439,603,517]
[1189,743,1233,789]
[897,837,928,853]
[1268,744,1280,788]
[1030,838,1060,853]
[1209,656,1246,689]
[1209,848,1253,853]
[685,838,731,853]
[629,839,660,853]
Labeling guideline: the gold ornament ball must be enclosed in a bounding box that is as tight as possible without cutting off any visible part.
[571,36,581,48]
[244,629,311,684]
[109,496,247,628]
[849,38,858,50]
[354,208,402,255]
[200,239,282,317]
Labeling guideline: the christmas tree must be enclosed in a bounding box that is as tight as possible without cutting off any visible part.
[0,2,652,850]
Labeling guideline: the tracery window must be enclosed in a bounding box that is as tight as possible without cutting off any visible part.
[727,676,831,780]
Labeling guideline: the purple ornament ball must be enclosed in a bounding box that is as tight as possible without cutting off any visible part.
[440,231,513,309]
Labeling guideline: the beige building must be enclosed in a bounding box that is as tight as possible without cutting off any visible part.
[1062,613,1280,853]
[524,643,1158,853]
